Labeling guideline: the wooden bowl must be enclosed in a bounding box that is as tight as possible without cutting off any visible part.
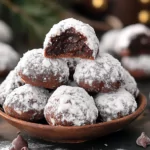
[0,93,147,143]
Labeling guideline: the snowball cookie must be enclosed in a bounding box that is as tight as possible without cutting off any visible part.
[95,89,137,122]
[44,85,98,126]
[0,42,20,76]
[0,20,12,43]
[74,53,124,93]
[100,29,120,55]
[114,24,150,56]
[122,55,150,78]
[43,18,99,60]
[3,84,50,122]
[0,69,24,106]
[16,48,69,89]
[122,68,139,97]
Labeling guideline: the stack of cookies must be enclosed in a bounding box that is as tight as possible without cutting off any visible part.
[0,18,139,126]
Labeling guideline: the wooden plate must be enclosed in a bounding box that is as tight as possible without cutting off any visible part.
[0,93,147,143]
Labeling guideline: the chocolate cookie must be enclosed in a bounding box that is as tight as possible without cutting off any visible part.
[44,85,98,126]
[16,48,69,89]
[0,69,24,106]
[74,53,124,93]
[4,84,50,122]
[95,88,137,122]
[43,18,99,59]
[122,55,150,78]
[114,24,150,56]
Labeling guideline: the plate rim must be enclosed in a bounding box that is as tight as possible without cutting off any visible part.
[0,93,147,130]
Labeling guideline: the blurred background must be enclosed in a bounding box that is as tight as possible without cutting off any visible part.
[0,0,150,78]
[0,0,149,50]
[0,1,150,149]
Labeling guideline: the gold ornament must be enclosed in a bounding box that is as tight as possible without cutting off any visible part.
[139,0,150,4]
[92,0,107,9]
[138,10,150,23]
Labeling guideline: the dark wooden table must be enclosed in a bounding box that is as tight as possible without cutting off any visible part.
[0,77,150,150]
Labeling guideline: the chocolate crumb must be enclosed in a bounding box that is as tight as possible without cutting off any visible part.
[136,132,150,148]
[10,134,28,150]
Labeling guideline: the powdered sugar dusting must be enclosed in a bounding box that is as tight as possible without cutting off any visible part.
[0,141,10,150]
[4,84,50,114]
[122,55,150,74]
[74,53,124,87]
[114,24,150,54]
[44,85,98,126]
[122,68,139,97]
[43,18,99,59]
[95,88,137,122]
[100,29,120,54]
[16,48,69,82]
[0,69,24,106]
[0,42,19,72]
[0,20,12,43]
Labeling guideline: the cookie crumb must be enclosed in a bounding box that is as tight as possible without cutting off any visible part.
[136,132,150,148]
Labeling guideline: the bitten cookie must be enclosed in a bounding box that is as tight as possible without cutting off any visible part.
[74,53,124,93]
[95,88,137,122]
[0,69,24,106]
[114,24,150,56]
[44,85,98,126]
[3,84,50,122]
[16,48,69,89]
[43,18,99,59]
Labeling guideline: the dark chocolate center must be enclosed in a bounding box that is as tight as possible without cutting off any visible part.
[129,33,150,55]
[45,27,93,59]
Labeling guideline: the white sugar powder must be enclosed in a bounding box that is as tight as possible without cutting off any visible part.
[43,18,99,59]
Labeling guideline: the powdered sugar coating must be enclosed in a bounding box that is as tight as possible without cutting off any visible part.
[114,24,150,54]
[122,68,139,97]
[43,18,99,59]
[0,69,24,106]
[95,88,137,122]
[122,55,150,74]
[16,48,69,83]
[0,42,19,72]
[0,20,12,43]
[44,85,98,126]
[100,29,120,54]
[74,53,124,88]
[4,84,50,116]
